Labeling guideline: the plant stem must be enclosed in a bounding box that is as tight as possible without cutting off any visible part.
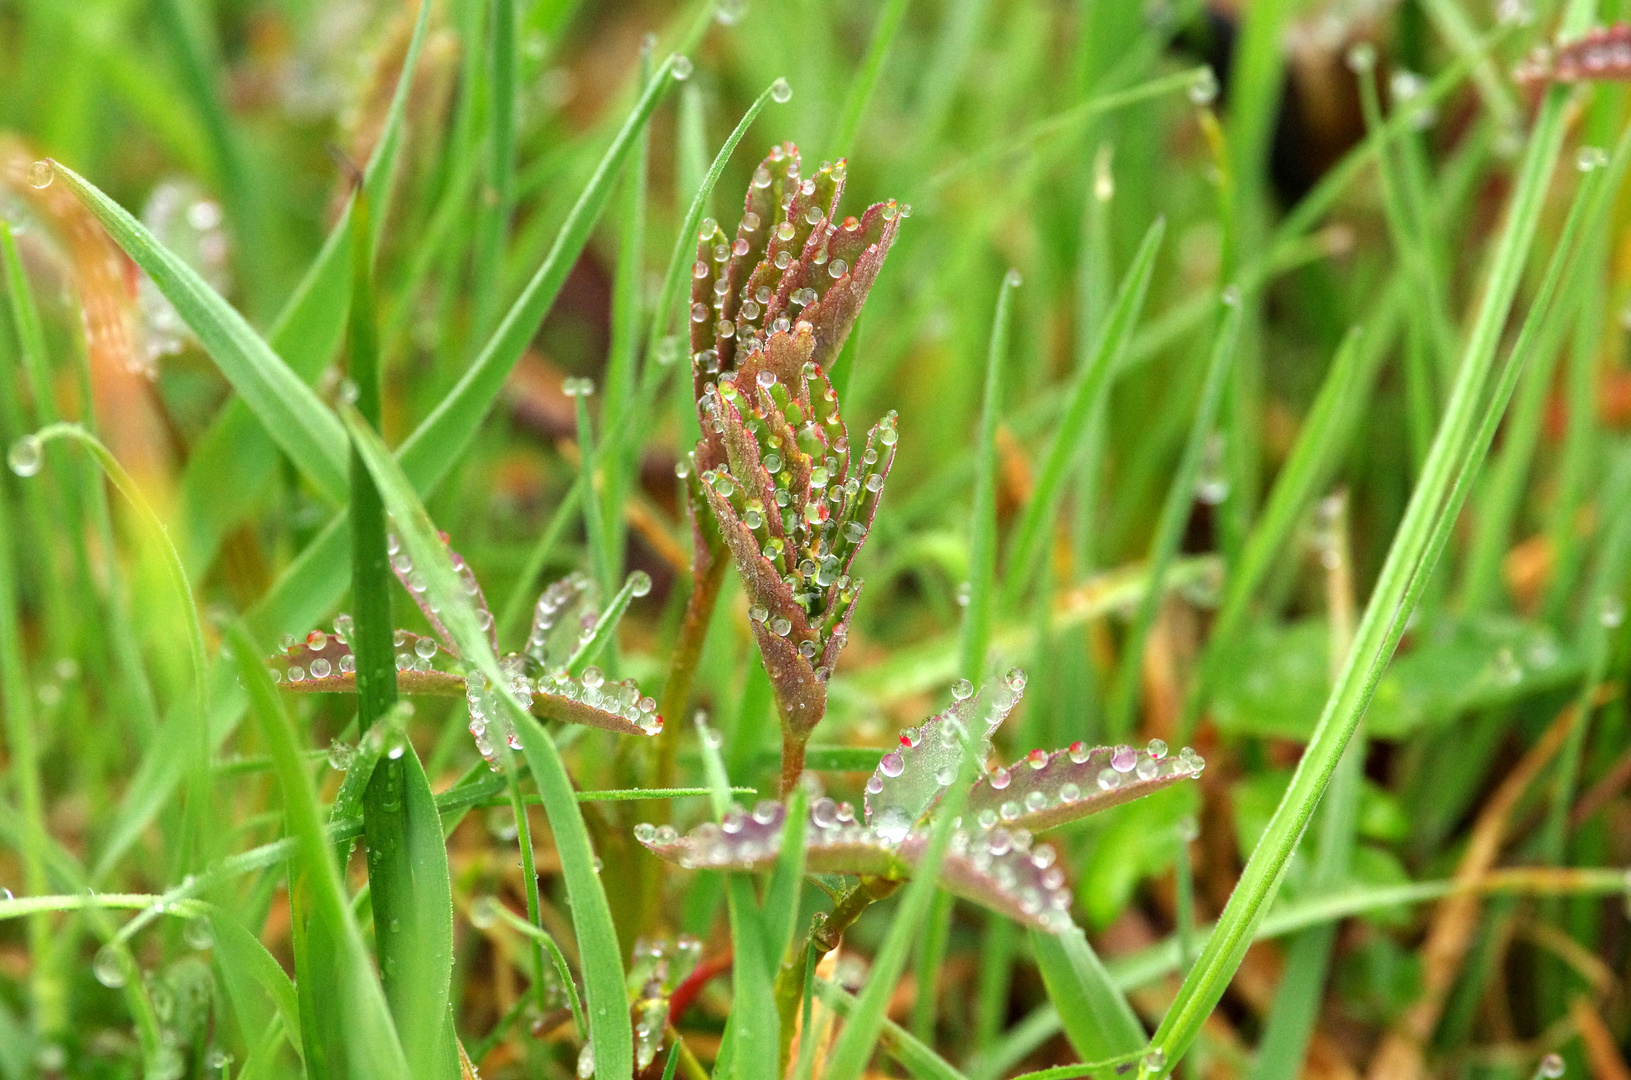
[655,537,728,793]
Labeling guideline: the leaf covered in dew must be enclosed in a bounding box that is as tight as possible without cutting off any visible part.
[696,331,898,735]
[965,738,1204,835]
[524,571,599,668]
[386,531,497,653]
[270,621,465,696]
[862,669,1028,842]
[267,557,662,767]
[684,143,903,742]
[633,795,1074,932]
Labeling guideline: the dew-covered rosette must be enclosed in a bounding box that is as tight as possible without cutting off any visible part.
[268,534,663,768]
[695,324,897,759]
[677,144,903,786]
[686,142,902,441]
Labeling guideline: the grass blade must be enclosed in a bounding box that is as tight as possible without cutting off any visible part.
[1144,9,1595,1065]
[396,55,678,495]
[1104,299,1241,738]
[224,621,411,1080]
[341,407,635,1080]
[828,0,912,159]
[48,163,349,503]
[1032,927,1146,1063]
[962,270,1020,680]
[1003,218,1164,607]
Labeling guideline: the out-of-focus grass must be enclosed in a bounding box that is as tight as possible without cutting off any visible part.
[0,1,1630,1078]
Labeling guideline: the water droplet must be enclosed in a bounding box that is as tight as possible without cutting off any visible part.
[628,570,652,597]
[27,161,52,189]
[715,0,747,24]
[634,822,656,843]
[1147,739,1168,759]
[1196,431,1228,504]
[1144,1049,1168,1074]
[470,897,500,929]
[92,945,126,987]
[1578,146,1608,172]
[875,805,911,843]
[1601,595,1625,628]
[1188,67,1218,106]
[771,77,792,104]
[184,917,214,950]
[935,764,957,785]
[8,435,42,477]
[951,678,974,701]
[1345,42,1376,73]
[1097,768,1121,791]
[671,55,693,80]
[582,666,604,689]
[879,752,904,778]
[1539,1054,1565,1079]
[989,766,1011,790]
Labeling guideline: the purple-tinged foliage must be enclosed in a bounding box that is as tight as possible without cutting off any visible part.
[634,796,1073,932]
[1517,23,1631,83]
[682,143,902,759]
[966,739,1204,834]
[863,670,1026,841]
[634,674,1204,932]
[268,533,662,767]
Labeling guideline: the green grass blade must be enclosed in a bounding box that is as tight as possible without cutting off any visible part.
[828,0,912,159]
[224,621,411,1080]
[176,0,433,567]
[362,741,459,1079]
[1031,927,1146,1063]
[346,190,457,1075]
[1003,218,1164,607]
[48,163,349,503]
[1460,119,1631,609]
[815,980,970,1080]
[396,56,678,495]
[341,407,634,1080]
[1144,7,1595,1065]
[210,909,305,1064]
[470,0,518,341]
[1177,315,1385,737]
[1104,300,1241,738]
[824,739,978,1080]
[962,270,1019,681]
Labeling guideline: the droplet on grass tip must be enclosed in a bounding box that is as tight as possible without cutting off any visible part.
[27,160,52,189]
[671,55,693,80]
[92,945,126,988]
[8,435,41,477]
[771,77,792,103]
[1538,1054,1565,1079]
[1188,67,1218,105]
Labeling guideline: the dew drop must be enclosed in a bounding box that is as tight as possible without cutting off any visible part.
[670,55,693,80]
[27,160,52,189]
[92,945,126,988]
[1111,746,1137,773]
[1188,66,1218,106]
[951,678,974,701]
[771,77,792,104]
[1539,1054,1565,1079]
[8,435,42,477]
[628,570,652,597]
[879,751,904,778]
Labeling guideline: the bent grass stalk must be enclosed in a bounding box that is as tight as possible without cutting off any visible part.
[1144,9,1594,1067]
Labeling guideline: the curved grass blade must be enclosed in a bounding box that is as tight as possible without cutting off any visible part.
[1103,299,1241,737]
[47,164,349,503]
[962,270,1019,681]
[225,620,411,1080]
[1002,219,1164,607]
[396,54,678,495]
[1032,926,1145,1064]
[1143,13,1596,1068]
[341,407,635,1080]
